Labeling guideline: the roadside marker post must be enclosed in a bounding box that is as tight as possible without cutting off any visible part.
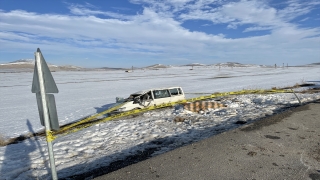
[32,48,59,180]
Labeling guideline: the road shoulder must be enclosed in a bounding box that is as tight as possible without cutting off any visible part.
[95,100,320,180]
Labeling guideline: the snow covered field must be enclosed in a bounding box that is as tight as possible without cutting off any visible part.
[0,65,319,179]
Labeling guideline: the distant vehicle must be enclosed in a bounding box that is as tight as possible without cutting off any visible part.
[115,87,185,112]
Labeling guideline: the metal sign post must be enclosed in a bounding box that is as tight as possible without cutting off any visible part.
[32,48,59,180]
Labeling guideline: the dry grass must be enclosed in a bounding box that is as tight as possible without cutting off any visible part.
[292,83,301,89]
[174,116,186,122]
[299,87,320,94]
[272,82,316,90]
[0,133,38,147]
[0,134,8,146]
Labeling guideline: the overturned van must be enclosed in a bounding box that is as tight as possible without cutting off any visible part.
[115,87,185,112]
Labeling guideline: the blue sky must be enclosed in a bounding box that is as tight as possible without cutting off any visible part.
[0,0,319,68]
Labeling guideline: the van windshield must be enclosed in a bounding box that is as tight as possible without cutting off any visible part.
[126,94,141,102]
[127,91,152,103]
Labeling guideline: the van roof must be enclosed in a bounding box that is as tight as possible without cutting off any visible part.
[131,87,182,95]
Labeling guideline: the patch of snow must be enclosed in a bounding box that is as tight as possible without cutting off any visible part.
[1,59,35,65]
[185,63,206,66]
[145,64,170,69]
[0,66,319,179]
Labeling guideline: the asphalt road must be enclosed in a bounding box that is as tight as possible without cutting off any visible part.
[95,100,320,180]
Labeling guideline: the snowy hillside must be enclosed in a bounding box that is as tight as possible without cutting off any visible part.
[145,64,171,69]
[308,62,320,66]
[184,63,206,66]
[0,65,319,179]
[1,65,319,138]
[5,59,35,65]
[212,62,259,67]
[0,59,82,72]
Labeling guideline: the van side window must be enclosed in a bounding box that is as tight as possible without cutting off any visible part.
[153,90,170,99]
[169,88,179,96]
[178,88,182,95]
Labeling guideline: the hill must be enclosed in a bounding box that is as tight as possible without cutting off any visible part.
[144,64,171,69]
[0,59,83,72]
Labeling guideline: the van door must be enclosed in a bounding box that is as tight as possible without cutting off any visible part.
[152,89,171,105]
[140,91,153,107]
[169,87,185,102]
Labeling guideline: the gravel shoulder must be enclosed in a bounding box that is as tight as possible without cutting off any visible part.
[95,100,320,180]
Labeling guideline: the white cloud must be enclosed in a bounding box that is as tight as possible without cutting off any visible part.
[68,4,133,20]
[0,7,228,45]
[0,0,319,67]
[277,0,319,22]
[221,0,279,26]
[0,31,36,41]
[299,17,309,22]
[243,26,273,32]
[227,23,238,29]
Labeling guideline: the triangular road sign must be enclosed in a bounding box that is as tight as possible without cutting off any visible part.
[36,93,60,130]
[32,48,59,93]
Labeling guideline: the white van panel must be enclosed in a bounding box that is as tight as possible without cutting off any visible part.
[152,89,171,105]
[116,87,185,112]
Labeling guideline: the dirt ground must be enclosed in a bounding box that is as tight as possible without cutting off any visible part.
[95,99,320,180]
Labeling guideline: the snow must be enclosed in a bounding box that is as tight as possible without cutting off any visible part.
[185,63,206,66]
[0,59,35,65]
[0,66,319,179]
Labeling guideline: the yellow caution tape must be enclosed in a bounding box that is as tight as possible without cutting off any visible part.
[46,130,56,142]
[52,88,292,137]
[57,102,127,133]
